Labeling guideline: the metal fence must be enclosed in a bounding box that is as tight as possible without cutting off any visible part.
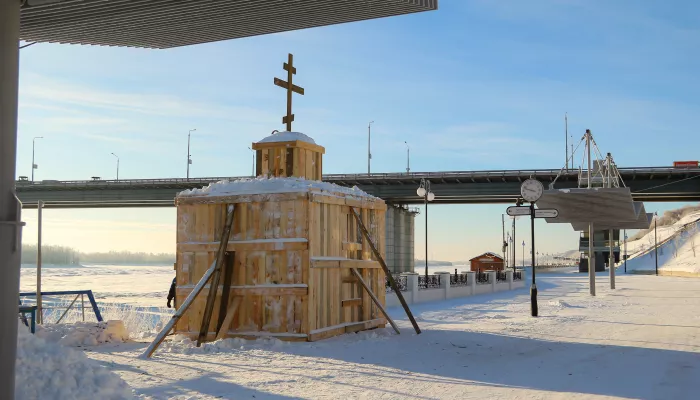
[496,271,507,282]
[514,271,523,281]
[385,274,408,293]
[418,274,441,290]
[476,272,490,285]
[450,273,469,286]
[19,290,103,324]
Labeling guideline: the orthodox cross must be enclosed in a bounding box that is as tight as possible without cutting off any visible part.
[273,53,305,131]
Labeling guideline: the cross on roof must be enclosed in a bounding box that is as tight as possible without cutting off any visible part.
[273,53,305,131]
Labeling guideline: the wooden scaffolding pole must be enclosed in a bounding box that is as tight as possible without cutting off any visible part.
[350,268,400,334]
[350,207,421,334]
[141,204,235,359]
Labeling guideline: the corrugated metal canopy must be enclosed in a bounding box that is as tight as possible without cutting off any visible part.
[569,202,653,231]
[536,187,638,224]
[19,0,438,49]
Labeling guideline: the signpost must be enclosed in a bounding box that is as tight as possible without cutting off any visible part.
[534,209,559,218]
[506,206,558,219]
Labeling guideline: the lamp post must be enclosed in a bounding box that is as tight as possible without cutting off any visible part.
[654,212,658,276]
[404,141,410,174]
[248,147,255,177]
[187,128,196,180]
[417,178,435,280]
[624,230,628,273]
[522,240,525,267]
[31,136,43,182]
[367,121,374,174]
[110,152,119,181]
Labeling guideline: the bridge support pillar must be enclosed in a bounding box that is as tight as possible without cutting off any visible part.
[0,1,22,399]
[385,205,417,274]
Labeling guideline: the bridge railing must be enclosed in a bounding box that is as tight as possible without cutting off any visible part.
[15,167,699,187]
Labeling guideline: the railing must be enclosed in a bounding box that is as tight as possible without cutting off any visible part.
[514,271,523,281]
[385,274,408,293]
[476,272,490,285]
[496,271,507,282]
[19,290,103,323]
[418,274,441,290]
[450,273,469,286]
[15,167,697,187]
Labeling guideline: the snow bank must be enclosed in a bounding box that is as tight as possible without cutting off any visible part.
[15,323,134,400]
[626,218,700,274]
[178,176,379,200]
[37,320,130,347]
[157,334,290,355]
[257,131,316,145]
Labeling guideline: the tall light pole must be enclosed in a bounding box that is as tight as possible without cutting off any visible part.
[248,147,255,177]
[367,121,374,174]
[110,152,119,181]
[417,178,435,280]
[31,136,43,182]
[404,141,410,174]
[624,230,628,273]
[654,212,658,276]
[187,128,196,180]
[522,240,525,267]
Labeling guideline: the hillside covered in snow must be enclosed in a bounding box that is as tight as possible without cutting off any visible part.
[624,205,700,275]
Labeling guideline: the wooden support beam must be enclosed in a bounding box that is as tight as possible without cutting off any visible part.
[310,258,381,269]
[216,251,235,335]
[350,268,400,335]
[197,204,236,347]
[215,297,241,341]
[341,298,362,307]
[350,206,421,335]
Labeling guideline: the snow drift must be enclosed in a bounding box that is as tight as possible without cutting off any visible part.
[36,320,130,347]
[15,322,134,400]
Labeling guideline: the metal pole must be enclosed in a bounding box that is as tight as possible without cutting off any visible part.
[187,131,191,180]
[530,202,538,317]
[37,200,43,324]
[609,229,615,289]
[0,1,22,397]
[586,129,592,189]
[502,214,506,268]
[81,294,85,322]
[655,213,658,276]
[424,192,428,280]
[405,141,410,174]
[187,128,195,180]
[32,139,35,182]
[522,241,525,267]
[512,216,516,272]
[565,113,568,172]
[624,230,627,273]
[368,121,373,174]
[589,222,596,296]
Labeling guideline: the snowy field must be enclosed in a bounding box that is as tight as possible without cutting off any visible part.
[73,270,700,400]
[20,263,175,307]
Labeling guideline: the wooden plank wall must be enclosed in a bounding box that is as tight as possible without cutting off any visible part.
[255,146,322,180]
[306,201,386,336]
[175,199,310,339]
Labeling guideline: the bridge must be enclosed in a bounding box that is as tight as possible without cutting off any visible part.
[15,166,700,208]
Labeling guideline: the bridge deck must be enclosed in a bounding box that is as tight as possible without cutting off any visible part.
[15,167,700,208]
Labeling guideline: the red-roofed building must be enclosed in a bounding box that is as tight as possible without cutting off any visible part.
[469,252,505,273]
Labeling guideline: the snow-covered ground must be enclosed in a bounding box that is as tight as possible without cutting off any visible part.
[82,270,700,399]
[20,263,174,307]
[624,210,700,274]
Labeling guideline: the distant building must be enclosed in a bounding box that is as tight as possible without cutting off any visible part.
[469,252,505,272]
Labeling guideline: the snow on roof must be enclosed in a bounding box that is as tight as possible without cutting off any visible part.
[469,252,504,261]
[178,176,380,200]
[257,131,316,145]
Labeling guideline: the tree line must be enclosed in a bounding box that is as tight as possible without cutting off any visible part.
[21,244,175,265]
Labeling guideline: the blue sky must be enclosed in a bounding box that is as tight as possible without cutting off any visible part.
[16,0,700,261]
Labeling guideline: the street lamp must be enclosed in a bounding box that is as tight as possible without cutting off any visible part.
[110,152,119,181]
[367,121,374,174]
[404,141,410,174]
[624,230,628,274]
[187,128,196,180]
[31,136,43,182]
[248,147,255,177]
[654,211,658,276]
[522,240,525,268]
[417,178,435,280]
